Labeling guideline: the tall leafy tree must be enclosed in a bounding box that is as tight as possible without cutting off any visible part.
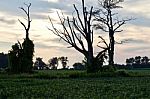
[49,0,108,73]
[93,0,133,66]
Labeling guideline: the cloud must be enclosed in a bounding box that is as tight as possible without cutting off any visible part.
[0,41,13,45]
[35,42,59,49]
[122,38,149,44]
[0,17,16,25]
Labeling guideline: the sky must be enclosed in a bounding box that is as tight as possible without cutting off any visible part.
[0,0,150,66]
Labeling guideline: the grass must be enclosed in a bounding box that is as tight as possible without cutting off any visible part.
[0,69,150,98]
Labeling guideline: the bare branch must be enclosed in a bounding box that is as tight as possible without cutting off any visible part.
[18,19,26,30]
[114,18,133,31]
[18,3,32,39]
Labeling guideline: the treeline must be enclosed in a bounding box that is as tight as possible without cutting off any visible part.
[126,56,150,68]
[34,56,69,70]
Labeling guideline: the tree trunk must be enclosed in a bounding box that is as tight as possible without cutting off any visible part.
[109,30,114,66]
[26,31,29,39]
[86,40,95,73]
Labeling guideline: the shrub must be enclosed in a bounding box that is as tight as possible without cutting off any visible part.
[101,65,116,72]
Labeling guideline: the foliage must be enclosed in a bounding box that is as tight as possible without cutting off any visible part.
[8,39,34,73]
[0,53,8,68]
[1,70,150,98]
[8,43,23,73]
[48,57,59,69]
[101,65,116,72]
[73,62,85,70]
[34,57,47,70]
[22,38,34,73]
[126,56,150,68]
[59,56,68,69]
[8,3,34,73]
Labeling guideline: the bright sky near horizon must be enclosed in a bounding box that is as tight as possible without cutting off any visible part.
[0,0,150,66]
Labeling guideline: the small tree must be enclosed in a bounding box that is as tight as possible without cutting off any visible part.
[8,42,23,73]
[34,57,46,70]
[93,0,133,66]
[48,57,59,69]
[59,56,68,69]
[49,0,108,73]
[73,62,85,70]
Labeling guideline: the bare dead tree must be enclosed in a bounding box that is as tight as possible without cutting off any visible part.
[18,3,32,39]
[93,0,133,66]
[49,0,108,73]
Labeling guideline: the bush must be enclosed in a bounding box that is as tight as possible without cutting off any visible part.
[101,65,116,72]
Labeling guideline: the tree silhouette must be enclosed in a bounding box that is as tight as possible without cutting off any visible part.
[73,62,85,70]
[59,56,68,69]
[18,3,34,73]
[141,56,149,64]
[34,57,46,70]
[93,0,133,66]
[8,42,23,73]
[0,53,8,68]
[126,57,134,65]
[49,0,108,73]
[126,56,150,68]
[18,3,32,39]
[134,56,141,64]
[48,57,59,69]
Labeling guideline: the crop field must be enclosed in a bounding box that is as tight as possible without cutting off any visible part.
[0,70,150,99]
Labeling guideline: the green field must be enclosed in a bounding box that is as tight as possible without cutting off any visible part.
[0,70,150,99]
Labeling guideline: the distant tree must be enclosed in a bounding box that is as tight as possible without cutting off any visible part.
[134,56,141,64]
[0,52,8,68]
[73,62,85,70]
[8,43,23,73]
[93,0,133,66]
[18,3,34,73]
[141,56,149,64]
[34,57,46,70]
[59,56,68,69]
[126,56,150,68]
[48,57,59,69]
[126,57,134,65]
[49,0,108,73]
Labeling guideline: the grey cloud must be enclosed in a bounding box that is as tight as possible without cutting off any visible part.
[124,46,150,53]
[0,17,16,25]
[122,38,149,44]
[44,38,68,46]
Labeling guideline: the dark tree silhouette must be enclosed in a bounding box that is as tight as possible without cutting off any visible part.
[49,0,108,73]
[93,0,133,66]
[59,56,68,69]
[34,57,46,70]
[0,53,8,68]
[141,56,149,64]
[134,56,141,64]
[73,62,85,70]
[8,42,23,73]
[126,56,150,68]
[18,3,34,72]
[48,57,59,69]
[18,3,32,39]
[126,57,134,65]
